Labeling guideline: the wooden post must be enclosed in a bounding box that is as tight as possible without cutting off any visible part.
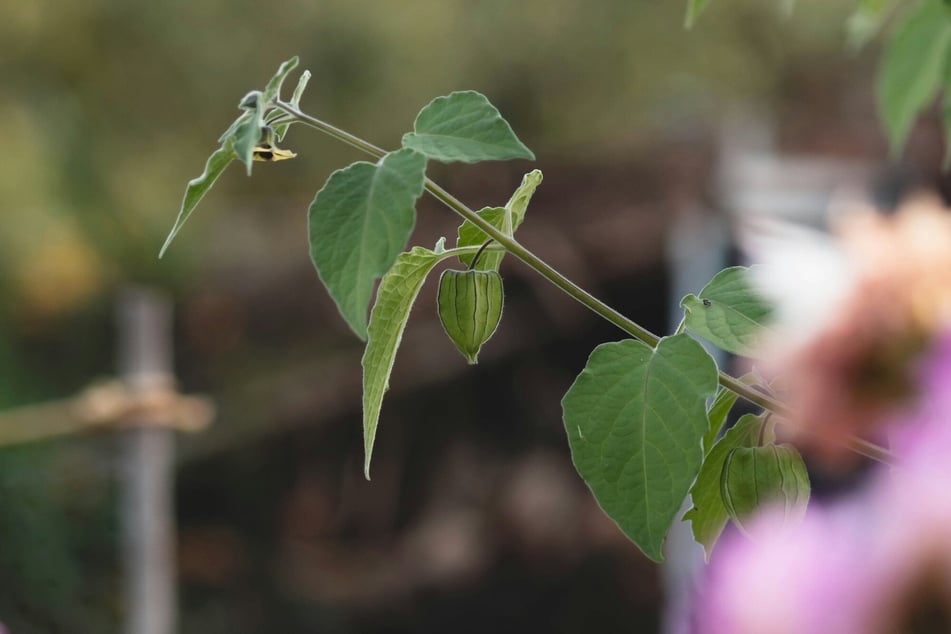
[118,288,176,634]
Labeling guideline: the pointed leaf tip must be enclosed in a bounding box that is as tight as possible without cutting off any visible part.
[159,143,235,258]
[362,247,448,477]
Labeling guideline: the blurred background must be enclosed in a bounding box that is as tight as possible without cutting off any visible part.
[0,0,947,632]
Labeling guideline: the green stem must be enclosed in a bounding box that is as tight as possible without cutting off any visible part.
[275,101,894,466]
[673,315,687,335]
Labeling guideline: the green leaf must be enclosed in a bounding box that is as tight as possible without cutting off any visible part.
[159,141,235,258]
[401,91,535,163]
[681,266,773,357]
[363,246,452,478]
[261,56,299,105]
[456,169,543,270]
[685,0,712,28]
[562,334,719,562]
[291,69,311,107]
[219,110,253,144]
[877,0,951,156]
[682,414,761,560]
[233,93,264,176]
[457,207,505,269]
[704,387,738,454]
[846,0,900,50]
[275,69,312,141]
[309,149,428,340]
[502,168,543,232]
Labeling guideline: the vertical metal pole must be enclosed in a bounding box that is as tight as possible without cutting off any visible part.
[662,207,730,634]
[118,288,176,634]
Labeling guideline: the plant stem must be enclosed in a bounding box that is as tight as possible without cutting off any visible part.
[673,315,687,335]
[275,101,894,466]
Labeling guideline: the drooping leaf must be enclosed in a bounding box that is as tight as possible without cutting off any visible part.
[877,0,951,156]
[682,414,762,560]
[562,334,719,562]
[309,149,427,340]
[704,387,739,454]
[681,266,773,357]
[456,169,543,270]
[685,0,713,28]
[233,92,264,176]
[363,246,452,478]
[402,91,535,163]
[159,142,235,258]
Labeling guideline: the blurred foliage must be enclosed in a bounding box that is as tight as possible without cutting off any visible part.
[0,0,860,321]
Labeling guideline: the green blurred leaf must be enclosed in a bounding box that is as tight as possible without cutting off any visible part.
[402,91,535,163]
[159,141,235,258]
[877,0,951,156]
[846,0,900,50]
[562,334,718,562]
[704,387,738,454]
[682,413,761,560]
[685,0,712,28]
[363,246,452,478]
[309,149,427,340]
[681,266,773,357]
[456,169,542,270]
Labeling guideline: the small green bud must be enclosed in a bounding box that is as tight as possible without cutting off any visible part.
[437,269,504,364]
[721,443,810,535]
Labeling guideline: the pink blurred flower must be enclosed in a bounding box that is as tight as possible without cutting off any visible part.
[694,332,951,633]
[763,196,951,466]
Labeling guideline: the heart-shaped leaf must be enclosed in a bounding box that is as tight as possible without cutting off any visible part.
[562,334,718,561]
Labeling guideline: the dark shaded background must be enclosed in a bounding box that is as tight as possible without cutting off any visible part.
[0,1,943,632]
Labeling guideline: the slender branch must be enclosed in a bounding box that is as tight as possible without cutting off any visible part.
[274,100,894,466]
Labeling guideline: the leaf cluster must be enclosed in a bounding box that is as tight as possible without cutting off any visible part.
[162,55,892,563]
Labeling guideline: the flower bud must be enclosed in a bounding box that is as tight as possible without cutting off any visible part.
[721,443,810,535]
[437,269,504,364]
